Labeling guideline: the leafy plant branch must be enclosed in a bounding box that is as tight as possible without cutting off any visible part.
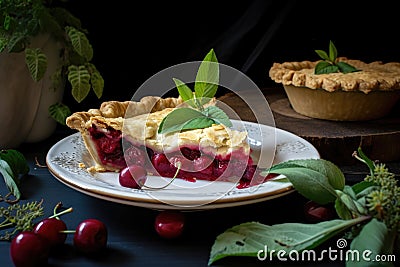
[0,149,29,202]
[208,148,399,266]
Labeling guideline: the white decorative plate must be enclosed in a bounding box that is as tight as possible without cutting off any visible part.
[46,121,320,210]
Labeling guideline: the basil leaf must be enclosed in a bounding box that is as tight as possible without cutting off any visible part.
[337,61,359,74]
[347,219,388,267]
[328,40,337,62]
[315,61,339,74]
[267,166,337,204]
[209,217,370,265]
[0,149,29,177]
[335,197,353,220]
[335,189,367,217]
[0,159,21,200]
[204,106,232,127]
[0,149,28,199]
[314,41,358,75]
[160,117,215,135]
[194,49,219,105]
[315,49,330,61]
[158,108,212,134]
[342,185,357,199]
[160,49,232,134]
[49,103,71,125]
[268,159,345,191]
[173,78,194,103]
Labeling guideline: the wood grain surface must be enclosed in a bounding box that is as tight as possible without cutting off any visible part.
[219,88,400,165]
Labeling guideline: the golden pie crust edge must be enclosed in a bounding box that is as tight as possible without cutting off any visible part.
[269,57,400,93]
[66,96,184,132]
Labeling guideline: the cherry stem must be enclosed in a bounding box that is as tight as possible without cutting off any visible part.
[49,207,73,219]
[352,151,366,164]
[141,162,181,190]
[0,221,13,229]
[59,230,76,234]
[52,202,63,219]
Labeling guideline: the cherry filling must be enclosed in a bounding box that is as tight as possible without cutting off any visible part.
[88,125,256,182]
[88,125,126,168]
[149,148,255,182]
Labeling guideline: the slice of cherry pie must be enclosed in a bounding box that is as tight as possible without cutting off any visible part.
[66,96,256,183]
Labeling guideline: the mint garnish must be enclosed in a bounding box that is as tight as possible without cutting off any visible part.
[158,49,232,134]
[314,40,359,74]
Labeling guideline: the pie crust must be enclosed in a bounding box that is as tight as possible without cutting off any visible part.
[67,96,185,170]
[269,57,400,121]
[66,96,254,183]
[269,57,400,93]
[66,96,184,131]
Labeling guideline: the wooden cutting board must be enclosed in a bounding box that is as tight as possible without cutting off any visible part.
[218,88,400,165]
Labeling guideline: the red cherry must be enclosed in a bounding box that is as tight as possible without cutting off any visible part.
[32,217,67,247]
[119,165,147,189]
[10,231,50,267]
[73,219,108,253]
[155,211,185,239]
[304,200,336,222]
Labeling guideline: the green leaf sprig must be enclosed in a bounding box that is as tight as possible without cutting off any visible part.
[158,49,232,134]
[0,149,29,202]
[0,201,74,241]
[209,217,370,265]
[314,40,359,74]
[208,148,400,265]
[0,200,44,241]
[0,0,105,125]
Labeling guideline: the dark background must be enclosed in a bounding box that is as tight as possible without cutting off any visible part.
[63,0,400,111]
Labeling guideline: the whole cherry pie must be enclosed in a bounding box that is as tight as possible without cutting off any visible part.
[66,96,256,183]
[269,57,400,121]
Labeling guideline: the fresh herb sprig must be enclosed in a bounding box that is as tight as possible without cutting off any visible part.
[0,200,44,241]
[208,148,399,266]
[0,149,29,202]
[158,49,232,134]
[314,40,359,74]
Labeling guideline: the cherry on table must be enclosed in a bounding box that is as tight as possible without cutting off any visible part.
[10,231,50,267]
[32,217,67,247]
[154,211,185,239]
[73,218,108,254]
[119,165,147,189]
[304,200,336,222]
